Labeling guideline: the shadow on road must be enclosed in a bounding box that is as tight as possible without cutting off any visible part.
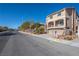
[0,32,17,36]
[0,32,17,55]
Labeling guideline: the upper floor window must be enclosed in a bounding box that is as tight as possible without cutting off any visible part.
[55,19,64,26]
[66,27,70,29]
[66,18,69,20]
[49,15,53,19]
[76,16,78,19]
[76,26,78,33]
[67,13,71,16]
[57,12,61,16]
[60,19,64,25]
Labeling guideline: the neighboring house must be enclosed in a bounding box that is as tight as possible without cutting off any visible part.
[46,7,78,38]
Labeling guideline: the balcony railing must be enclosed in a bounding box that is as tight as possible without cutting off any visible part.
[55,24,64,27]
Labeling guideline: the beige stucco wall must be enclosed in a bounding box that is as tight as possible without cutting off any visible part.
[46,10,65,22]
[46,9,66,29]
[48,29,65,37]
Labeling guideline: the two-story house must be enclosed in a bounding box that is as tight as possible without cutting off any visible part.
[46,7,78,38]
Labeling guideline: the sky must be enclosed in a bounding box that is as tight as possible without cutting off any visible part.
[0,3,79,29]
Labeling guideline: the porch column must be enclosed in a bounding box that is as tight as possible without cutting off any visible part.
[64,9,67,28]
[54,21,56,27]
[64,9,67,35]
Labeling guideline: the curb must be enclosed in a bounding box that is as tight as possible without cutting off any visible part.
[19,31,79,48]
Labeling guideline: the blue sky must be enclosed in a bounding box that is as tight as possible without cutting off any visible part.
[0,3,79,29]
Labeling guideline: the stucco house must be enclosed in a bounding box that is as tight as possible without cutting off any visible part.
[46,7,78,38]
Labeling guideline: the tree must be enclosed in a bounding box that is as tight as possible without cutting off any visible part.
[35,23,44,28]
[33,23,45,34]
[30,23,36,30]
[19,21,45,34]
[19,22,30,31]
[39,26,45,34]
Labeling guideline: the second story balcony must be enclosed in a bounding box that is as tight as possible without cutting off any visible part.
[47,19,65,29]
[48,22,54,27]
[55,19,64,27]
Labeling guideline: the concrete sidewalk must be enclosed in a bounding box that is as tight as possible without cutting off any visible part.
[19,31,79,48]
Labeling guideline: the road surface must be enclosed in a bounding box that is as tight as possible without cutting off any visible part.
[0,31,79,56]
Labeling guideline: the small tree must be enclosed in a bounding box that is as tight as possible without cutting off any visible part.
[30,23,36,30]
[19,22,30,31]
[39,26,45,34]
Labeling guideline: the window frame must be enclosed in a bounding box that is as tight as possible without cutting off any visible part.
[49,15,53,19]
[57,12,61,16]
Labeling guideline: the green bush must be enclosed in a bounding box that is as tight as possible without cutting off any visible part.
[19,22,30,31]
[19,21,45,34]
[39,26,45,34]
[64,35,73,40]
[34,26,45,34]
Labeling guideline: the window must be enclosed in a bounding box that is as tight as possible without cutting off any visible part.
[50,15,53,19]
[76,16,78,19]
[57,12,61,16]
[68,14,71,16]
[55,19,64,26]
[76,26,78,30]
[60,19,64,25]
[66,27,70,29]
[75,26,78,33]
[76,30,78,33]
[66,18,69,20]
[67,13,71,16]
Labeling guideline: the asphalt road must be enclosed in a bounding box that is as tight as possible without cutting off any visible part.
[0,31,79,56]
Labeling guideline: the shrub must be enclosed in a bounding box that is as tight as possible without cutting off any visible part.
[39,26,45,34]
[64,35,73,40]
